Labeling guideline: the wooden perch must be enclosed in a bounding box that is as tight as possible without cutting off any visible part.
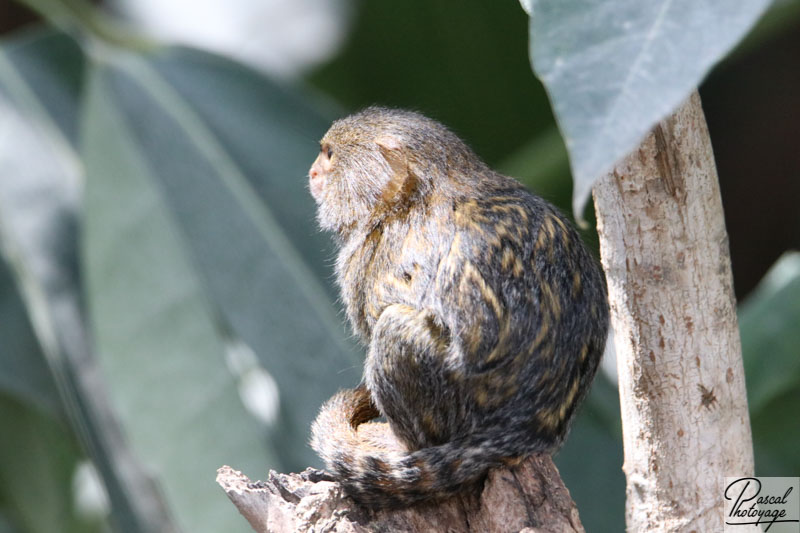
[592,91,754,531]
[217,454,584,533]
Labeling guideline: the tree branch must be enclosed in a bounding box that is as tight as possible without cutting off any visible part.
[217,454,584,533]
[592,91,754,532]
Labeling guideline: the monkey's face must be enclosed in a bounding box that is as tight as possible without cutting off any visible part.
[308,143,333,204]
[309,133,408,235]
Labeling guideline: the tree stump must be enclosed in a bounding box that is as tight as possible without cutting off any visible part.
[217,454,584,532]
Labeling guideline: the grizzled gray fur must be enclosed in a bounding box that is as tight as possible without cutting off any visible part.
[308,107,609,508]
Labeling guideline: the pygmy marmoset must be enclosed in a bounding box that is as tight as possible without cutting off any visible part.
[309,107,609,508]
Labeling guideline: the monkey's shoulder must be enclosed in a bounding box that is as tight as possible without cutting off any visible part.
[448,183,579,271]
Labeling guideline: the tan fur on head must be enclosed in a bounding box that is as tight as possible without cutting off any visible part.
[308,107,482,235]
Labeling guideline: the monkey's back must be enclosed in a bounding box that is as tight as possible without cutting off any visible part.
[338,170,608,451]
[433,174,608,448]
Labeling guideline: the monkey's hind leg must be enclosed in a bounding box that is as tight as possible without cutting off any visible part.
[365,304,464,450]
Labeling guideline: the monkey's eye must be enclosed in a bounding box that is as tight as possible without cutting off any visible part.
[326,146,333,159]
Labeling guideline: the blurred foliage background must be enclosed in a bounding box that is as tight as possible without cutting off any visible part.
[0,1,798,532]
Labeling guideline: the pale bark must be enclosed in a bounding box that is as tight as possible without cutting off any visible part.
[592,91,754,532]
[216,454,584,533]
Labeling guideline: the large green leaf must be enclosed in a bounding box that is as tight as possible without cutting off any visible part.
[0,28,175,533]
[0,31,74,414]
[739,252,800,413]
[136,49,362,467]
[738,252,800,475]
[83,65,269,533]
[81,44,361,531]
[150,49,340,297]
[0,256,61,417]
[522,0,772,219]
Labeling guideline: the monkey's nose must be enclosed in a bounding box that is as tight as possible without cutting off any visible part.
[310,168,319,179]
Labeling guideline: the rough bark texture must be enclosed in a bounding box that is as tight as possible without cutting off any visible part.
[216,454,584,533]
[592,91,754,532]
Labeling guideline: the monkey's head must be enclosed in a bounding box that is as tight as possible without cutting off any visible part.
[309,106,482,234]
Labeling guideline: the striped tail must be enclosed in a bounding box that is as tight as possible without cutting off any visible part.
[310,386,544,509]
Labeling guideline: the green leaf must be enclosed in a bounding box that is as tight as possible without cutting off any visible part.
[82,45,361,531]
[0,28,73,414]
[83,63,270,533]
[150,47,342,301]
[141,49,363,467]
[738,252,800,475]
[0,28,175,533]
[0,394,102,533]
[0,256,61,417]
[739,252,800,413]
[523,0,772,219]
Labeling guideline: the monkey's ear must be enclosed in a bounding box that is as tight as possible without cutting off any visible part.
[375,135,403,153]
[376,136,416,203]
